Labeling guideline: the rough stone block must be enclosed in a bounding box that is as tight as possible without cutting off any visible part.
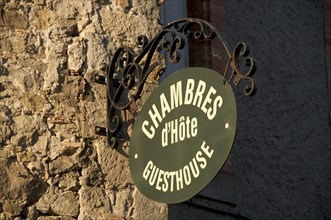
[35,185,59,214]
[0,159,47,205]
[2,201,22,217]
[78,185,112,218]
[58,172,80,191]
[68,38,84,75]
[34,0,45,5]
[26,205,39,220]
[83,32,108,71]
[49,155,79,176]
[132,188,167,220]
[50,191,79,217]
[114,0,129,8]
[2,10,28,29]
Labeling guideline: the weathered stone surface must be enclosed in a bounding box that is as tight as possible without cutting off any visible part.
[49,156,78,175]
[0,105,13,146]
[68,37,85,74]
[80,163,103,187]
[48,141,90,178]
[2,201,22,217]
[34,0,45,5]
[111,188,134,218]
[9,69,35,91]
[0,160,46,202]
[0,157,47,217]
[50,191,79,217]
[78,185,112,219]
[132,188,167,220]
[26,205,39,220]
[35,185,59,214]
[0,0,166,219]
[11,115,39,147]
[2,10,29,29]
[29,8,55,30]
[83,32,108,71]
[22,92,47,113]
[58,171,80,191]
[95,142,132,188]
[37,216,75,220]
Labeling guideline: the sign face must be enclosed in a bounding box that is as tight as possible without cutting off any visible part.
[129,67,237,203]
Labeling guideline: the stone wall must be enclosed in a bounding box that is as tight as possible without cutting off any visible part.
[0,0,167,219]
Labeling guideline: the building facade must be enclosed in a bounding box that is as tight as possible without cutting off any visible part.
[0,0,330,220]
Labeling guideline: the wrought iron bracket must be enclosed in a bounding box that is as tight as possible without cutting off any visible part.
[95,18,257,148]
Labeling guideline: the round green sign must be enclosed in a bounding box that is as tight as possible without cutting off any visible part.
[129,67,237,204]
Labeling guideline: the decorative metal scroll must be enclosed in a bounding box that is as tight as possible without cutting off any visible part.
[95,18,257,148]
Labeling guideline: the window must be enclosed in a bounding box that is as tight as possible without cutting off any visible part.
[161,0,238,207]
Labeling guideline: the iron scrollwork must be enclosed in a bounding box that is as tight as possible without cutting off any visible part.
[96,18,257,148]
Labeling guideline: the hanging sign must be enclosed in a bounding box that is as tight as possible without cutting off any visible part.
[129,67,237,203]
